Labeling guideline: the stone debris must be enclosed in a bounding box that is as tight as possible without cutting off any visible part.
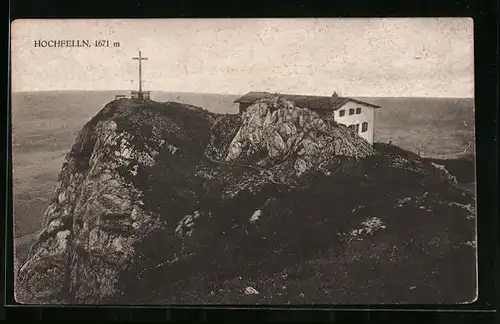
[431,162,458,184]
[249,210,262,223]
[244,286,259,295]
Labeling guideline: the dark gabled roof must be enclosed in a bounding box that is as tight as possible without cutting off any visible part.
[234,91,381,110]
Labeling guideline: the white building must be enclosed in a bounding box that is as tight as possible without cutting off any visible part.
[234,92,381,144]
[330,97,379,144]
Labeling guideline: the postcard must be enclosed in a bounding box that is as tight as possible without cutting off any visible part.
[10,18,476,305]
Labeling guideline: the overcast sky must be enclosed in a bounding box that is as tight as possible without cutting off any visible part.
[11,18,474,97]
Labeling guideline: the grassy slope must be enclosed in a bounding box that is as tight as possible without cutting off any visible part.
[424,155,476,183]
[119,141,476,305]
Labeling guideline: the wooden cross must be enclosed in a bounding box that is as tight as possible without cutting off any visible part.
[132,50,148,93]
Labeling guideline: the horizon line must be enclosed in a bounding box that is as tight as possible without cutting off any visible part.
[11,89,475,100]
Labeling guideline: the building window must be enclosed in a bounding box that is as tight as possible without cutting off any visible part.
[339,110,345,117]
[362,122,368,132]
[356,108,361,114]
[355,124,360,133]
[349,108,355,115]
[348,125,356,131]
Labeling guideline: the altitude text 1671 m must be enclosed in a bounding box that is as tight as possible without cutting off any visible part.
[33,39,121,48]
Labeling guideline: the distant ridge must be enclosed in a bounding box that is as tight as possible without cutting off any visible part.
[11,89,474,101]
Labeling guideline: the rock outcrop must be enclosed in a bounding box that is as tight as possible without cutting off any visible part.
[16,99,215,303]
[15,97,477,305]
[225,97,376,177]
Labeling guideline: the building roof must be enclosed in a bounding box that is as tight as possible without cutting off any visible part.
[234,91,381,110]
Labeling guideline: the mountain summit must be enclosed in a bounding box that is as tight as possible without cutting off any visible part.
[16,97,476,304]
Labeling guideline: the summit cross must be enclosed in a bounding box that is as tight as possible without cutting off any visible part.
[132,50,148,94]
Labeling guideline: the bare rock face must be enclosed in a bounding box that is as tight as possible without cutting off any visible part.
[225,97,376,177]
[15,99,215,303]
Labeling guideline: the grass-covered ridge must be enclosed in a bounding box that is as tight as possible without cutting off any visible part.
[15,97,477,305]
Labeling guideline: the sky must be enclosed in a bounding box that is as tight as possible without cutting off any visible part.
[10,18,474,97]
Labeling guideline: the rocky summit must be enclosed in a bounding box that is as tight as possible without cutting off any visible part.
[15,97,476,305]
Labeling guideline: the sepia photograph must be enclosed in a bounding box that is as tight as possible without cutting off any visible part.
[10,18,476,305]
